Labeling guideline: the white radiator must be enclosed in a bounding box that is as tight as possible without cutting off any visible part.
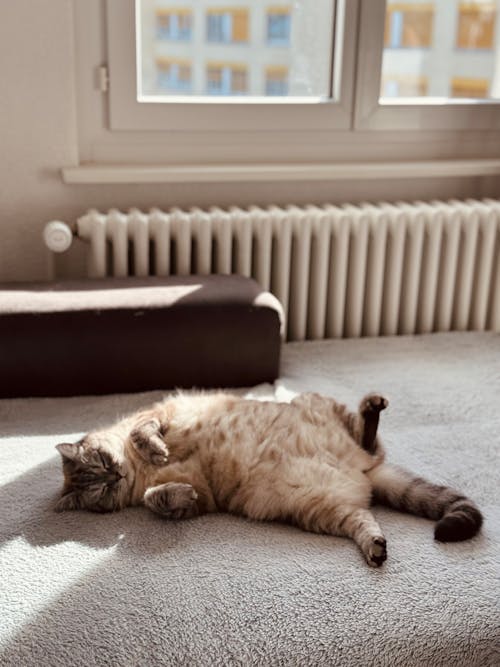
[45,200,500,341]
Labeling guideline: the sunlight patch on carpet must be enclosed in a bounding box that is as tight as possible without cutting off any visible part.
[0,537,118,643]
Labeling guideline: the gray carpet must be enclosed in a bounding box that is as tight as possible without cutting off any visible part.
[0,332,499,666]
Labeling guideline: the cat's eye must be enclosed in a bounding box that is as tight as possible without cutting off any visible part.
[97,450,110,470]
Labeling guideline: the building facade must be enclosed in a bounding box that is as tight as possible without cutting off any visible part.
[139,0,500,100]
[382,0,500,98]
[139,0,334,97]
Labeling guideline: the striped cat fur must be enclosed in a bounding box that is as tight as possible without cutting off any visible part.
[55,391,482,567]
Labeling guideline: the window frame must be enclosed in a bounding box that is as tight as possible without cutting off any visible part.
[69,0,500,180]
[107,0,356,132]
[355,0,500,131]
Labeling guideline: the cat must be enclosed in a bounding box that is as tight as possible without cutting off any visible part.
[55,391,483,567]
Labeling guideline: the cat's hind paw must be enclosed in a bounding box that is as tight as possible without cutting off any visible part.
[365,536,387,567]
[360,394,389,415]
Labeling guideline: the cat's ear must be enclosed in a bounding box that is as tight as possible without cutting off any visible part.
[56,442,83,461]
[54,491,81,512]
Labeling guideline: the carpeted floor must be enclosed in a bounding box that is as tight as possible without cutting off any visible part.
[0,332,499,666]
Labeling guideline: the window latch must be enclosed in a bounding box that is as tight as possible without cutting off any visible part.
[98,65,109,93]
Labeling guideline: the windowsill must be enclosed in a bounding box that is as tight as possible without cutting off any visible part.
[61,158,500,184]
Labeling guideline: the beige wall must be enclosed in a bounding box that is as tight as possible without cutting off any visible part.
[1,0,499,283]
[0,1,77,281]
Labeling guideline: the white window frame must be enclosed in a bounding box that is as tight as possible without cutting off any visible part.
[67,0,500,183]
[355,0,500,131]
[107,0,356,132]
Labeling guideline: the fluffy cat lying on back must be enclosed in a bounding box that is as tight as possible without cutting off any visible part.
[55,391,482,567]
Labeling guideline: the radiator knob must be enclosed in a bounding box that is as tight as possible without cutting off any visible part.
[43,221,73,253]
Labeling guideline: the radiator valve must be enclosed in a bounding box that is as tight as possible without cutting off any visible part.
[43,221,73,253]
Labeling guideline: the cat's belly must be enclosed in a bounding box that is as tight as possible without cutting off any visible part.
[239,420,378,472]
[224,454,373,521]
[206,431,376,517]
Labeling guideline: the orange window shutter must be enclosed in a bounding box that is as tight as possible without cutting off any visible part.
[207,67,222,85]
[232,10,249,42]
[157,14,169,28]
[457,5,496,49]
[402,9,433,47]
[156,58,170,72]
[179,65,191,82]
[452,77,489,97]
[384,10,392,47]
[266,66,288,79]
[232,69,247,92]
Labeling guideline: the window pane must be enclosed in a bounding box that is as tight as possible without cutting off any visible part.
[137,0,335,99]
[381,0,500,100]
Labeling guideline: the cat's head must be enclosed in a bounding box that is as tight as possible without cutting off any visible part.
[55,433,133,513]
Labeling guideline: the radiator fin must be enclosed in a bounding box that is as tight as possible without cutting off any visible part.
[76,200,500,341]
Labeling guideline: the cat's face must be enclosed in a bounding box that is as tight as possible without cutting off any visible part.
[55,433,134,513]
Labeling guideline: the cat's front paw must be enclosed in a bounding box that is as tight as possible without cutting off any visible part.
[130,418,169,466]
[360,394,389,415]
[144,482,198,520]
[365,536,387,567]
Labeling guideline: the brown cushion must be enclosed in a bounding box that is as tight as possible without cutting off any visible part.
[0,275,283,398]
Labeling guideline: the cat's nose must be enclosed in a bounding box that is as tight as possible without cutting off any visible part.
[107,472,124,485]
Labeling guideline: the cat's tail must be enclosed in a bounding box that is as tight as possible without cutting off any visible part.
[367,463,483,542]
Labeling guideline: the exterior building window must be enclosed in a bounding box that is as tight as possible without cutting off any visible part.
[265,65,289,95]
[456,2,496,49]
[267,7,291,45]
[207,63,248,95]
[156,9,192,41]
[135,0,334,100]
[384,3,434,48]
[451,76,489,97]
[156,59,192,92]
[207,66,223,94]
[206,9,249,43]
[381,74,428,97]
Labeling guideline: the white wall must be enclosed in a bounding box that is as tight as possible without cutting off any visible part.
[0,1,77,281]
[1,0,500,283]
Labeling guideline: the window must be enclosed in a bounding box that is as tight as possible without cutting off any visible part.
[384,3,434,48]
[265,65,289,95]
[207,63,248,95]
[457,2,496,49]
[206,8,249,43]
[367,0,500,118]
[376,0,500,109]
[156,58,191,93]
[267,7,292,45]
[156,9,192,41]
[134,0,337,105]
[70,0,500,177]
